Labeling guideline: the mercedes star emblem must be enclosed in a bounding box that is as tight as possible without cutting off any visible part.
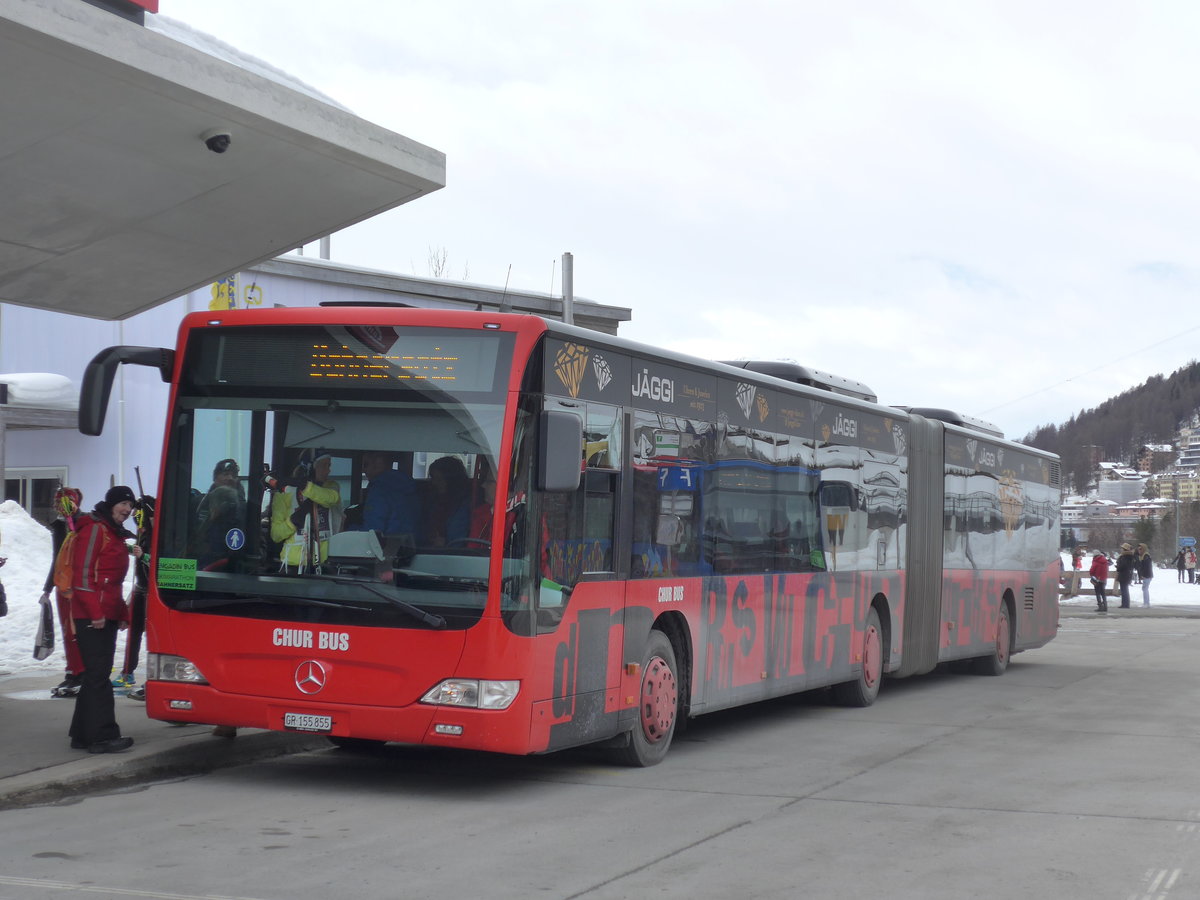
[295,660,328,694]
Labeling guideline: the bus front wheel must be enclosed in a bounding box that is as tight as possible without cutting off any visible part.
[613,630,679,767]
[831,607,883,707]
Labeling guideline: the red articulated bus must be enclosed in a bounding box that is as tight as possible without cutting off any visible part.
[81,306,1060,765]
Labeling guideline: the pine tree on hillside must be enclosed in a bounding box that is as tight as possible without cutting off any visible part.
[1023,361,1200,479]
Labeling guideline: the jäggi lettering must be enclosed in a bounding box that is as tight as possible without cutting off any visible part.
[832,414,858,439]
[632,368,674,403]
[272,628,350,651]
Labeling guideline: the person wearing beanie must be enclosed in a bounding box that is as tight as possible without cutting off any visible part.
[65,485,142,753]
[41,487,86,697]
[191,458,246,569]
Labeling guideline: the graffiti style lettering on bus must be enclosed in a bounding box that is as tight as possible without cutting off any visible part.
[701,577,759,694]
[551,608,623,720]
[763,574,796,681]
[632,368,674,403]
[697,572,903,699]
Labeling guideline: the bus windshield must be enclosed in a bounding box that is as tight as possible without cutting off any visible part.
[155,324,516,630]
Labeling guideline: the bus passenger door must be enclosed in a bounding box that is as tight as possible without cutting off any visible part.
[536,400,625,749]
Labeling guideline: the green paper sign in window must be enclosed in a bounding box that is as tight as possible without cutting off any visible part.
[156,558,197,591]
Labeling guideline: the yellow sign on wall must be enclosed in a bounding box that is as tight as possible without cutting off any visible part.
[209,276,265,311]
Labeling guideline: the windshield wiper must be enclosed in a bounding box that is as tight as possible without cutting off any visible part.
[331,578,447,629]
[177,594,370,613]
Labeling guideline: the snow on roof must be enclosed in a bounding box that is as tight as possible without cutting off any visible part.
[147,16,350,112]
[0,373,76,409]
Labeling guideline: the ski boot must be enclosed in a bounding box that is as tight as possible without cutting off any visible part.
[51,675,82,698]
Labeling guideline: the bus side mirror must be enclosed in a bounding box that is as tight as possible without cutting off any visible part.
[79,346,175,436]
[538,409,582,493]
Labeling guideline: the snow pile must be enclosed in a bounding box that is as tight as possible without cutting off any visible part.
[0,373,76,409]
[0,500,56,677]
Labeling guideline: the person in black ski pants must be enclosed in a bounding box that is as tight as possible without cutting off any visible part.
[1115,543,1135,609]
[66,486,143,753]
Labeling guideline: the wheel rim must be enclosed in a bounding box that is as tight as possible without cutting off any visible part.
[863,621,882,689]
[997,610,1010,665]
[639,655,677,744]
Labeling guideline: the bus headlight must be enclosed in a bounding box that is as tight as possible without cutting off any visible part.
[147,653,209,684]
[420,679,519,710]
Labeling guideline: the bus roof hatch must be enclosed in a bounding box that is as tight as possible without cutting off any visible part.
[719,360,877,403]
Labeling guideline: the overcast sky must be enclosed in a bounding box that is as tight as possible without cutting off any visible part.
[164,1,1200,441]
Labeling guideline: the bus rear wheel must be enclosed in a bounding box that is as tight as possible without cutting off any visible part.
[831,607,883,707]
[972,602,1011,676]
[612,630,678,767]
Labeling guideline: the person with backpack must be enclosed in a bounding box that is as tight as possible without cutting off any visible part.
[39,487,86,698]
[62,485,143,753]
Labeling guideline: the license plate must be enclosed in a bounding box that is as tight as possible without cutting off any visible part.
[284,712,332,732]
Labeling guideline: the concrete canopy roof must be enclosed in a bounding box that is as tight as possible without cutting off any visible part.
[0,1,446,320]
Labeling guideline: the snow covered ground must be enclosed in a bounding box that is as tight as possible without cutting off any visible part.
[1057,552,1200,608]
[2,502,1195,680]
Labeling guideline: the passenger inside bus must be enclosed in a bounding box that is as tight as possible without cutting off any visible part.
[420,455,471,547]
[269,453,341,572]
[347,451,420,541]
[191,458,246,570]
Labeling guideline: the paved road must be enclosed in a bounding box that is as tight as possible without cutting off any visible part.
[2,615,1199,899]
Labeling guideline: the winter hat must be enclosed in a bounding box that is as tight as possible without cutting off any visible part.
[1120,543,1132,552]
[54,486,82,516]
[105,485,137,506]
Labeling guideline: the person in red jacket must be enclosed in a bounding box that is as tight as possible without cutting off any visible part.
[1089,549,1110,613]
[66,485,143,753]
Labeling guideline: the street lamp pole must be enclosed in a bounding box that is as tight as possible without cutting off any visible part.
[1176,483,1181,550]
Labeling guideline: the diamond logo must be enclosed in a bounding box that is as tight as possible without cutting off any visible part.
[554,343,590,398]
[735,383,756,420]
[592,354,612,392]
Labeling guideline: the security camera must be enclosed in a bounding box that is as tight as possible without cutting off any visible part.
[201,128,232,154]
